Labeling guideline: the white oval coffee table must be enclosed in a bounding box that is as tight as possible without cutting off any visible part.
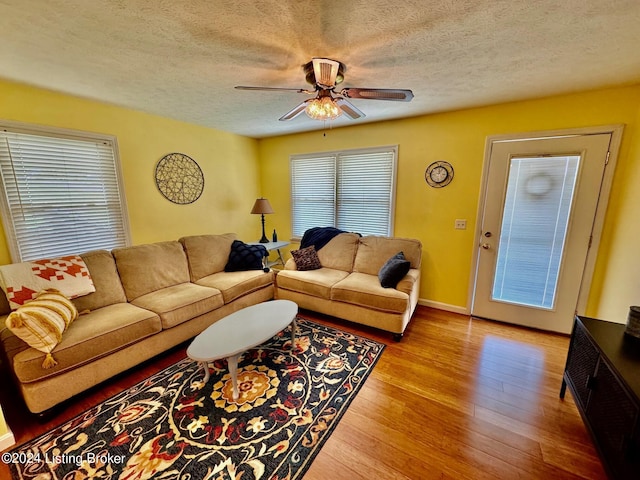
[187,300,298,400]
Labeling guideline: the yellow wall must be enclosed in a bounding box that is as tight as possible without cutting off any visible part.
[2,78,640,324]
[258,85,640,319]
[0,79,261,265]
[0,404,14,450]
[590,93,640,321]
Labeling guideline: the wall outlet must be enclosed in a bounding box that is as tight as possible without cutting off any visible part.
[455,219,467,230]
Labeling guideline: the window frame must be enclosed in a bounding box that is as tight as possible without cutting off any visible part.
[0,120,132,262]
[290,145,398,239]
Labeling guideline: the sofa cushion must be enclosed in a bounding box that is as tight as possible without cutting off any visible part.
[1,322,29,360]
[73,250,128,312]
[225,240,267,272]
[291,245,322,271]
[331,273,410,314]
[131,282,223,329]
[379,252,411,288]
[0,293,10,316]
[10,302,161,383]
[276,268,349,299]
[5,289,78,368]
[113,241,190,301]
[316,233,361,272]
[196,270,274,304]
[180,233,238,282]
[353,236,422,276]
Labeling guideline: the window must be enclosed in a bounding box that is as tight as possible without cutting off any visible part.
[0,122,131,262]
[290,146,397,238]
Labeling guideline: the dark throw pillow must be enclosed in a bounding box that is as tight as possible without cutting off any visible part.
[378,251,411,288]
[224,240,268,272]
[291,245,322,271]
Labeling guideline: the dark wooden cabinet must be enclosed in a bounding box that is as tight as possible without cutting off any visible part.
[561,316,640,479]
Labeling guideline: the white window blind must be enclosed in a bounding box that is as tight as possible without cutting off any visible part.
[290,155,336,237]
[290,146,397,238]
[0,124,131,262]
[492,155,580,309]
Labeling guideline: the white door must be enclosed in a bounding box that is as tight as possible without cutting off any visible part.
[471,133,613,334]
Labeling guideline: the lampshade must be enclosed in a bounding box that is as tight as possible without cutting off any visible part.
[251,198,274,215]
[305,97,342,121]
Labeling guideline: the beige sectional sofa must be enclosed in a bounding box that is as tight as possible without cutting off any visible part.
[0,233,274,414]
[275,234,422,340]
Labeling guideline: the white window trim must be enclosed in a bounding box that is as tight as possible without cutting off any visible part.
[290,145,398,240]
[0,119,132,262]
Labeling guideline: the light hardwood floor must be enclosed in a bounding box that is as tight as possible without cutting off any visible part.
[0,306,606,479]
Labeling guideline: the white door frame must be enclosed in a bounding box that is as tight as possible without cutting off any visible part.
[468,125,624,317]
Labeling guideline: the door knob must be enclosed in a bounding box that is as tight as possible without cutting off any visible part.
[481,243,491,250]
[484,232,492,238]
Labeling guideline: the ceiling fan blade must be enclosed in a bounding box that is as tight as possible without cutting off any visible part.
[339,88,414,102]
[335,97,366,119]
[312,58,340,89]
[235,86,315,94]
[279,100,310,121]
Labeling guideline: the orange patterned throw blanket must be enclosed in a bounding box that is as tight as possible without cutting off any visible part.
[0,255,95,311]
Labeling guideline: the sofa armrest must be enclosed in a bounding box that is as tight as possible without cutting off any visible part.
[396,269,420,296]
[284,258,298,271]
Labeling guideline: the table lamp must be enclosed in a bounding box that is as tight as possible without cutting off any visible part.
[251,198,274,243]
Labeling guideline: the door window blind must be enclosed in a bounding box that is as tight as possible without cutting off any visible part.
[0,125,131,262]
[290,146,397,238]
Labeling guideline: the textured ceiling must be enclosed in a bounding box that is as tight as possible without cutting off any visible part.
[1,0,640,138]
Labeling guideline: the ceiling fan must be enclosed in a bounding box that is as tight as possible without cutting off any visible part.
[235,58,414,122]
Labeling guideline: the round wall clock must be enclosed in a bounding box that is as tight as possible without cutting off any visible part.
[425,161,454,188]
[155,153,204,204]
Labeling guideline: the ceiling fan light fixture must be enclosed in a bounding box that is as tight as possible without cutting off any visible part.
[304,96,342,121]
[236,57,413,123]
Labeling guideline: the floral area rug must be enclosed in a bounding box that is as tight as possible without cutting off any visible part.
[7,318,384,480]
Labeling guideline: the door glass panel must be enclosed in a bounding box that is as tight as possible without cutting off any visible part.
[491,155,580,309]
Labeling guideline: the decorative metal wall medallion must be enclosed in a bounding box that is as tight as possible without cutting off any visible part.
[155,153,204,204]
[425,160,454,188]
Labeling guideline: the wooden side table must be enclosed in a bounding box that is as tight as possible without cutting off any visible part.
[249,240,290,268]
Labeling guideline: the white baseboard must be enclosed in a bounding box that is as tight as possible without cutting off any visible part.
[418,299,469,316]
[0,430,15,451]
